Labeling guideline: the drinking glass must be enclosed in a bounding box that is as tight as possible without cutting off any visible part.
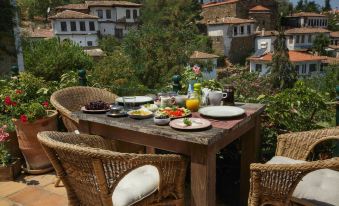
[123,96,136,111]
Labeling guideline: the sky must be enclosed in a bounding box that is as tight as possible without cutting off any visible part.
[290,0,339,9]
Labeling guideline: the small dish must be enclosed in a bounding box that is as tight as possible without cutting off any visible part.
[127,109,153,119]
[153,113,170,125]
[107,111,127,118]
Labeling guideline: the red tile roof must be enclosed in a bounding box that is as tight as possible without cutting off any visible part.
[329,45,339,50]
[291,12,326,17]
[330,31,339,38]
[49,10,99,19]
[249,5,270,12]
[85,1,141,7]
[22,28,53,38]
[55,4,88,10]
[202,0,239,8]
[206,17,255,25]
[190,51,219,59]
[249,51,326,62]
[285,27,330,35]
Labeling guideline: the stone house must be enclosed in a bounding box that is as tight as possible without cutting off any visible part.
[284,27,331,51]
[248,5,275,31]
[206,17,256,63]
[248,51,326,76]
[49,10,99,47]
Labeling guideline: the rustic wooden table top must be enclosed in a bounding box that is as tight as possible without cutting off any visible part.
[72,103,265,146]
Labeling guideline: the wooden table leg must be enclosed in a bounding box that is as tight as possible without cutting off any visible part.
[240,116,261,206]
[190,144,216,206]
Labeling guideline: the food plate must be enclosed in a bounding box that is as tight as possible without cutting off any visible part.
[116,96,153,104]
[107,111,127,118]
[127,109,153,119]
[198,106,245,118]
[157,107,191,119]
[81,106,110,114]
[169,118,211,130]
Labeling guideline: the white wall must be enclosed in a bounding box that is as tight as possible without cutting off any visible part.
[286,33,330,50]
[255,36,276,52]
[250,60,323,76]
[301,17,328,27]
[57,34,98,47]
[52,19,98,35]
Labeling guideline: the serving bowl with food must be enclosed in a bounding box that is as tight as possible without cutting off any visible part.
[81,101,111,113]
[141,103,158,112]
[158,107,191,119]
[127,109,153,119]
[153,112,170,126]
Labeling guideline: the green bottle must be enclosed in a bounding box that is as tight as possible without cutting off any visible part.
[193,83,202,105]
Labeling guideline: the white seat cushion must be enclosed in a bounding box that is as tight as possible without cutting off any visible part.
[266,156,339,206]
[112,165,160,206]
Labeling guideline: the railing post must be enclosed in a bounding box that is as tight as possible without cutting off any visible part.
[336,85,339,126]
[78,69,87,86]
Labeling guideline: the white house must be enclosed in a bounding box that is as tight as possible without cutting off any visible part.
[248,51,326,76]
[49,10,99,47]
[86,1,141,38]
[330,31,339,45]
[254,30,278,52]
[285,27,330,51]
[206,17,256,56]
[287,12,328,28]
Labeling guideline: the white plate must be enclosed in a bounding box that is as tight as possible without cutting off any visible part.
[169,118,211,130]
[127,110,153,119]
[116,96,153,104]
[198,106,245,118]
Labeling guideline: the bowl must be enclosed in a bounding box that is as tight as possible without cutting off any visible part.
[154,117,170,126]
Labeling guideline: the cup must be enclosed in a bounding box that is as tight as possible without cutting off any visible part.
[123,96,136,111]
[208,91,227,106]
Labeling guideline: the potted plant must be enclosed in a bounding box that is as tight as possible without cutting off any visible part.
[0,125,21,181]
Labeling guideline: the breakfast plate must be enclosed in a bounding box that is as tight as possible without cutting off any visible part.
[158,107,191,119]
[169,118,211,130]
[81,106,110,114]
[127,109,153,119]
[198,106,245,118]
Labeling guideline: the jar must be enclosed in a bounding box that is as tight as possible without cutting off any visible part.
[222,85,235,106]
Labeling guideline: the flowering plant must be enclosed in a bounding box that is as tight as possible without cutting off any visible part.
[0,125,11,166]
[182,65,202,82]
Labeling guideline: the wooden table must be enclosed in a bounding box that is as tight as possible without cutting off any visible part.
[73,103,265,206]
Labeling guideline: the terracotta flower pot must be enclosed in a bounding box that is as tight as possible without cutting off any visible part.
[14,110,58,174]
[0,158,22,181]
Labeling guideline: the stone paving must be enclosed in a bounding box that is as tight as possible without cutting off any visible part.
[0,172,68,206]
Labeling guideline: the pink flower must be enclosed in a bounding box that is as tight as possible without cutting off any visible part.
[20,115,28,123]
[42,101,49,108]
[4,96,11,106]
[15,90,22,94]
[192,65,201,75]
[0,126,10,142]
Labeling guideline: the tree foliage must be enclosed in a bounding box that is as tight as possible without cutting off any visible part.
[294,0,320,12]
[98,36,121,54]
[123,0,210,88]
[323,0,331,11]
[18,0,63,20]
[269,31,296,89]
[312,33,330,55]
[23,38,93,81]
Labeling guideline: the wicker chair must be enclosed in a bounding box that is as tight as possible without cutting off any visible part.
[50,86,117,132]
[38,131,187,206]
[248,127,339,206]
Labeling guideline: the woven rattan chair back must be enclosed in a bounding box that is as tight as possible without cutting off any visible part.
[50,86,117,131]
[38,131,187,206]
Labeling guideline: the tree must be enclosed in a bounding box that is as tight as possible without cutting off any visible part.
[294,0,320,12]
[98,36,121,54]
[23,38,93,81]
[312,33,330,55]
[269,31,296,89]
[0,0,16,59]
[323,0,331,11]
[328,13,339,31]
[123,0,211,88]
[295,0,304,11]
[18,0,63,20]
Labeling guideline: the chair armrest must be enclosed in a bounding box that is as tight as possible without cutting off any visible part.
[276,127,339,160]
[249,158,339,206]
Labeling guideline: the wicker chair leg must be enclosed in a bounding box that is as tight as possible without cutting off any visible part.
[54,176,62,187]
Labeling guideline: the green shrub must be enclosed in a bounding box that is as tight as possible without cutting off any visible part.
[23,38,93,81]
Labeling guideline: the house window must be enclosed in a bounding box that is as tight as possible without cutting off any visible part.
[106,9,111,19]
[87,41,93,46]
[80,21,86,31]
[296,35,300,44]
[233,27,238,36]
[70,21,76,31]
[308,34,312,43]
[97,10,103,18]
[61,21,67,31]
[301,35,305,43]
[262,20,265,26]
[255,64,262,73]
[115,28,123,38]
[89,21,95,31]
[240,26,244,35]
[247,25,251,34]
[126,9,131,19]
[295,65,300,74]
[309,64,316,72]
[133,9,138,19]
[302,64,307,74]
